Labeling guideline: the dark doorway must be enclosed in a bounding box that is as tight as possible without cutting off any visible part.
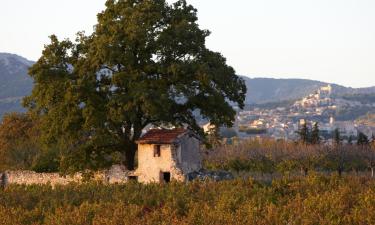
[163,172,171,183]
[128,176,138,182]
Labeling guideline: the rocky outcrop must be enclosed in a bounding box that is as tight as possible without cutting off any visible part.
[187,169,234,182]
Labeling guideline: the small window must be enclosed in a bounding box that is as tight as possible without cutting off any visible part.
[154,145,161,157]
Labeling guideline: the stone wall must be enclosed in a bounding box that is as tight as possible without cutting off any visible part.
[1,165,130,187]
[4,170,81,186]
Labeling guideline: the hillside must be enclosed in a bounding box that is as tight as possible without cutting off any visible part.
[0,53,34,118]
[1,53,375,119]
[241,76,375,105]
[356,113,375,127]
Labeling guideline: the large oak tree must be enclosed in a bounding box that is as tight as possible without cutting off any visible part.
[24,0,246,172]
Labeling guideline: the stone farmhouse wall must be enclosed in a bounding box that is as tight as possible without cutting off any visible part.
[136,143,185,183]
[0,165,130,187]
[136,134,202,183]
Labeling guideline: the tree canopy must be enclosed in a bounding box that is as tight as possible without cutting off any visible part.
[24,0,247,172]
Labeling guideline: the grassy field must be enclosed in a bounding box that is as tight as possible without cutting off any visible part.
[1,174,375,225]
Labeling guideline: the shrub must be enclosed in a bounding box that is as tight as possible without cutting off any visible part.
[204,139,375,176]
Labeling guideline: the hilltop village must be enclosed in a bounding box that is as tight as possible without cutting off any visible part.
[233,85,375,142]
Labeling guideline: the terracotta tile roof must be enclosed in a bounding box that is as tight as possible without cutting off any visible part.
[136,128,188,144]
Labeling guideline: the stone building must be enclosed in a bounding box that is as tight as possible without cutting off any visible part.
[319,84,332,98]
[134,128,202,183]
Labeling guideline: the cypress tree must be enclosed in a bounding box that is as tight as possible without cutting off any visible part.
[298,123,310,144]
[357,132,369,146]
[311,122,321,145]
[348,135,353,145]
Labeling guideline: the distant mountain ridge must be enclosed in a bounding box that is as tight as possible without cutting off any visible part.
[1,52,375,119]
[241,76,375,105]
[0,53,34,118]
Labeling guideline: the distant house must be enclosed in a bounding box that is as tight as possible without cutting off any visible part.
[202,122,216,134]
[134,128,202,183]
[333,121,358,137]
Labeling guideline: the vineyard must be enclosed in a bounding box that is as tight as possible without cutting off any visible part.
[204,139,375,178]
[2,135,375,224]
[1,175,375,225]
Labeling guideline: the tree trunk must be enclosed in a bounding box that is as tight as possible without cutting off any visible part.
[371,167,374,178]
[122,124,143,171]
[338,168,343,177]
[0,173,6,189]
[304,168,308,176]
[124,142,137,171]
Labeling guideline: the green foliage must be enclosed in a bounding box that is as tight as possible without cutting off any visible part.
[276,159,298,175]
[0,113,59,172]
[24,0,246,172]
[0,113,37,171]
[297,123,310,144]
[296,122,321,145]
[357,132,370,146]
[1,176,375,224]
[311,122,321,144]
[31,147,60,173]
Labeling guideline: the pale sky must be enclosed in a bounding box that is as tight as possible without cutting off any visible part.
[0,0,374,88]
